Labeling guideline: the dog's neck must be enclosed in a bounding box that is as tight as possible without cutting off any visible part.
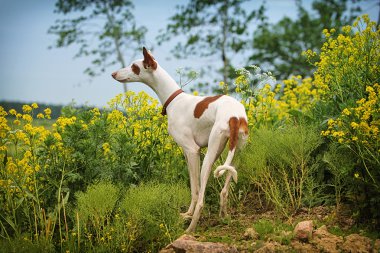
[145,65,182,106]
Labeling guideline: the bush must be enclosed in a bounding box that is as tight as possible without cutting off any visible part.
[69,181,139,253]
[121,182,190,252]
[237,124,323,217]
[75,181,119,239]
[57,91,187,190]
[0,237,54,253]
[312,15,380,225]
[0,96,188,250]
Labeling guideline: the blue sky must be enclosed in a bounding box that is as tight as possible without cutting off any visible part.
[0,0,378,107]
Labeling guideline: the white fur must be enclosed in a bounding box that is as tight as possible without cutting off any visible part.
[112,48,248,232]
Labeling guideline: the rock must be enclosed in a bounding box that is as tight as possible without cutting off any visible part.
[294,220,314,242]
[312,225,343,253]
[160,234,238,253]
[341,234,372,253]
[243,227,259,240]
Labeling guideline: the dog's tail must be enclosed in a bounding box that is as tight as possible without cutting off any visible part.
[214,117,248,183]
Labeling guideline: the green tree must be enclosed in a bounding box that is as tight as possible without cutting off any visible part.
[250,0,361,80]
[48,0,147,93]
[157,0,265,93]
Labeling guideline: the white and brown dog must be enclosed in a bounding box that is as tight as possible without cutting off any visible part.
[112,47,248,232]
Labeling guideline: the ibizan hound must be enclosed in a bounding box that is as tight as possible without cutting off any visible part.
[111,47,248,232]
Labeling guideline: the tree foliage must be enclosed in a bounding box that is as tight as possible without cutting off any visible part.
[48,0,147,92]
[250,0,362,80]
[157,0,265,92]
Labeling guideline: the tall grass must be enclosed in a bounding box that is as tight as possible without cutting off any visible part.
[237,123,323,217]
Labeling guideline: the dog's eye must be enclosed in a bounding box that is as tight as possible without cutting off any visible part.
[131,64,140,75]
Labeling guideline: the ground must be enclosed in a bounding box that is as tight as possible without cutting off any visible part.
[173,203,380,252]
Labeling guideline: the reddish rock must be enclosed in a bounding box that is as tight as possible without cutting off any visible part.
[160,234,238,253]
[294,220,314,242]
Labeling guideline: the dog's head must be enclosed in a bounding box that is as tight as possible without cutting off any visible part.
[111,47,158,85]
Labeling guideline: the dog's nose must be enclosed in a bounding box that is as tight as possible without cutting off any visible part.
[111,72,117,79]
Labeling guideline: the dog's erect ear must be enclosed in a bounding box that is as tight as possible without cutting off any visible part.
[142,47,157,70]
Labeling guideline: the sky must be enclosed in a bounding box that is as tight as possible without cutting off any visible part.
[0,0,378,108]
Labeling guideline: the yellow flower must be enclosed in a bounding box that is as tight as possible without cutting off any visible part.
[22,114,33,123]
[22,105,32,113]
[327,119,335,127]
[350,122,359,129]
[102,142,111,155]
[342,108,351,116]
[9,109,17,115]
[321,130,330,136]
[91,108,101,117]
[53,132,62,141]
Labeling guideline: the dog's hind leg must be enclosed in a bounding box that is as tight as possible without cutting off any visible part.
[214,147,237,217]
[186,126,228,233]
[219,172,232,217]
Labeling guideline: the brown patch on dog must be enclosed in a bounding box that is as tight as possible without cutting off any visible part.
[193,95,223,118]
[239,117,249,135]
[229,117,249,151]
[142,47,157,70]
[131,64,140,75]
[229,117,239,151]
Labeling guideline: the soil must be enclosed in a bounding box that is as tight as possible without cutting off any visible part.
[170,204,380,253]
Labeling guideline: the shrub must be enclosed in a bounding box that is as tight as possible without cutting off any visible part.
[308,15,380,111]
[75,181,119,239]
[121,182,190,252]
[0,237,54,253]
[70,181,139,253]
[237,124,323,217]
[322,144,355,207]
[57,91,187,189]
[0,92,188,249]
[313,15,380,225]
[235,67,322,128]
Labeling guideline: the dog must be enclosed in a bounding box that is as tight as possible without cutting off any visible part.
[111,47,248,232]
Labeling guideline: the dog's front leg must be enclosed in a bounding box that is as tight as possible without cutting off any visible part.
[181,150,200,219]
